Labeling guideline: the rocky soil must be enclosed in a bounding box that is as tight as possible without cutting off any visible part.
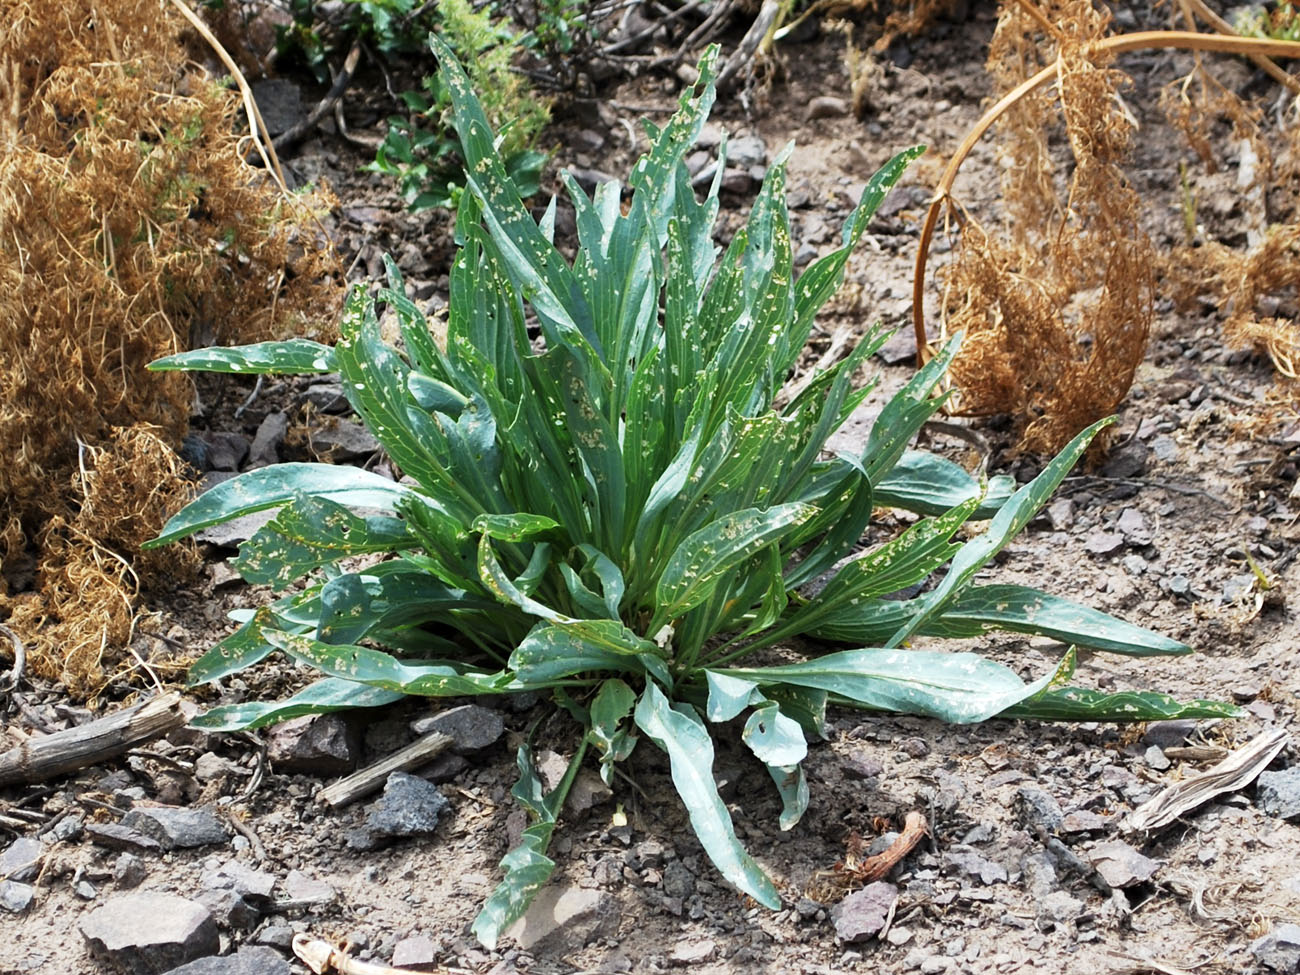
[5,3,1300,974]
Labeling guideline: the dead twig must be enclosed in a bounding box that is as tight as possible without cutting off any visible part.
[846,810,929,883]
[317,731,453,809]
[274,43,363,152]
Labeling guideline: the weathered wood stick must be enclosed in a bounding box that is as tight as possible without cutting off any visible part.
[317,731,453,809]
[0,692,184,787]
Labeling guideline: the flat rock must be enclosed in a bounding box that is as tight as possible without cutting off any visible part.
[121,806,229,850]
[1088,840,1160,888]
[80,893,219,974]
[1257,768,1300,821]
[1084,530,1124,556]
[113,853,147,889]
[1,837,43,882]
[247,412,288,469]
[727,135,768,168]
[391,934,438,971]
[831,881,899,943]
[347,772,449,850]
[942,846,1008,885]
[1015,787,1064,833]
[193,889,258,931]
[875,328,917,366]
[249,78,303,136]
[199,861,276,905]
[1251,923,1300,972]
[161,945,290,975]
[410,704,504,752]
[198,432,248,472]
[267,713,358,775]
[506,884,620,952]
[87,822,164,855]
[284,869,335,904]
[1,879,35,912]
[670,939,717,965]
[301,382,349,413]
[309,417,380,461]
[1141,720,1196,749]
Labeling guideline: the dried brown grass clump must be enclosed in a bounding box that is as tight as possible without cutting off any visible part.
[0,0,342,694]
[940,0,1153,454]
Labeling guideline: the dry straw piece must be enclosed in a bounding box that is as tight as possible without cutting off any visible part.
[912,0,1300,454]
[0,0,342,695]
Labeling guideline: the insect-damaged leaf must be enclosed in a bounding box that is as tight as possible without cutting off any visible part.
[635,683,780,908]
[148,339,336,375]
[190,678,404,731]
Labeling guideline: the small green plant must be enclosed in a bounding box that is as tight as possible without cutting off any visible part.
[147,43,1234,946]
[1236,2,1300,41]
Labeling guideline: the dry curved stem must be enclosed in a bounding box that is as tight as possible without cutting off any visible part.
[0,623,25,691]
[912,29,1300,362]
[1182,0,1300,96]
[164,0,289,196]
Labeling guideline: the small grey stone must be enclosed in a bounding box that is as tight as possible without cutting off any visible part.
[1089,840,1161,887]
[49,814,84,842]
[410,704,504,753]
[831,882,899,943]
[247,412,288,469]
[727,135,768,168]
[842,754,885,781]
[391,934,438,971]
[1142,719,1196,749]
[1117,507,1150,545]
[942,846,1008,885]
[121,806,229,850]
[1257,768,1300,821]
[807,96,849,119]
[348,772,449,850]
[794,243,818,267]
[283,869,334,904]
[113,853,147,889]
[249,78,303,136]
[161,945,291,975]
[87,822,164,855]
[662,860,696,899]
[669,940,716,965]
[1151,434,1177,462]
[254,924,295,950]
[875,328,918,366]
[1015,787,1064,833]
[1084,531,1124,556]
[267,714,358,775]
[920,958,953,975]
[80,893,219,974]
[1165,574,1191,596]
[0,880,35,913]
[199,432,249,472]
[1059,810,1109,834]
[1121,554,1148,575]
[506,884,620,952]
[199,861,276,904]
[75,880,98,900]
[1101,442,1148,479]
[1250,923,1300,972]
[309,418,379,461]
[720,168,752,194]
[1144,745,1171,771]
[301,382,349,413]
[1045,498,1075,531]
[194,889,258,930]
[1036,890,1084,925]
[1,837,42,883]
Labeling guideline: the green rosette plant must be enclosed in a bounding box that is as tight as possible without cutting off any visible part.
[146,40,1234,946]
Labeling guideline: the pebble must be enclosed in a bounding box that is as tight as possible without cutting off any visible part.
[0,837,42,883]
[807,96,850,119]
[121,806,230,850]
[0,880,35,913]
[506,884,621,953]
[831,881,898,943]
[410,704,505,752]
[1117,507,1150,545]
[391,934,438,971]
[110,852,147,891]
[267,714,358,775]
[1257,768,1300,820]
[726,135,768,169]
[1250,922,1300,972]
[346,772,449,850]
[199,860,276,904]
[194,889,259,930]
[1142,719,1197,749]
[1144,745,1172,771]
[161,945,291,975]
[247,412,288,469]
[1088,840,1161,887]
[942,847,1008,885]
[284,869,335,904]
[309,418,380,461]
[80,893,219,974]
[1084,530,1124,556]
[301,382,349,413]
[1015,787,1064,833]
[669,940,716,965]
[87,822,165,855]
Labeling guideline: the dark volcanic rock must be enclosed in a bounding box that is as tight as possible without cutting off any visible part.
[161,945,291,975]
[346,772,449,850]
[121,806,229,850]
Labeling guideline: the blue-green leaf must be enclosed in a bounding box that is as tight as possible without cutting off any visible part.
[148,339,336,375]
[634,684,780,908]
[190,677,404,731]
[146,464,414,548]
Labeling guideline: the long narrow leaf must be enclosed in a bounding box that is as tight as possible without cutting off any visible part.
[148,339,336,375]
[190,678,404,731]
